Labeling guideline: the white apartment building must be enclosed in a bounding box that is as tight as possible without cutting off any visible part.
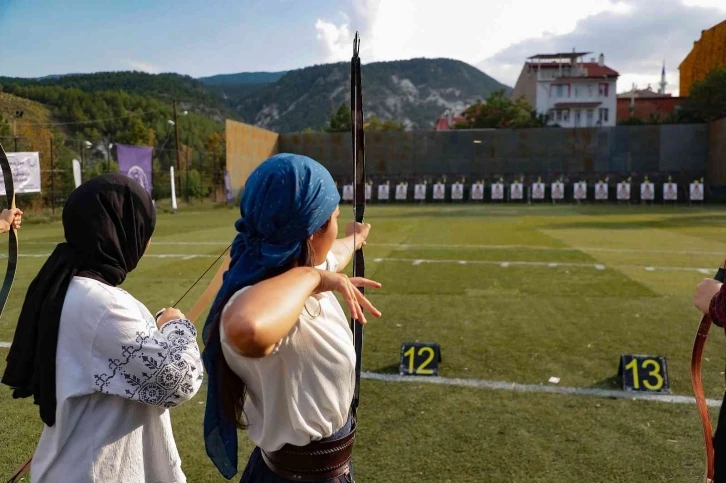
[510,52,619,128]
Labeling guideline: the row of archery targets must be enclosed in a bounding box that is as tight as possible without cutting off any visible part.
[338,178,707,203]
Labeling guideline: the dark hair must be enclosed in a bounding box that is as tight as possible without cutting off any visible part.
[207,221,330,429]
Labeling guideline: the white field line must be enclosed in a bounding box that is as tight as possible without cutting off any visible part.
[371,257,713,273]
[361,372,723,407]
[1,252,717,273]
[371,243,726,257]
[17,241,726,256]
[0,341,712,407]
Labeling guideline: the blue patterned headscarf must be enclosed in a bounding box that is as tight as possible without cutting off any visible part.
[202,153,341,479]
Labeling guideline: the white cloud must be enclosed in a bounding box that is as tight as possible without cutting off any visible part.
[124,60,161,74]
[480,0,724,95]
[317,0,631,65]
[315,16,353,62]
[315,0,726,95]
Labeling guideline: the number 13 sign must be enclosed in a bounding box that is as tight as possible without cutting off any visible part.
[618,354,670,393]
[400,342,442,376]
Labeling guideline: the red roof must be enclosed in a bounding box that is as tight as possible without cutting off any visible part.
[527,61,619,78]
[434,116,467,131]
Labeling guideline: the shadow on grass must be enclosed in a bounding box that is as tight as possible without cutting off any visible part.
[587,374,621,390]
[544,213,726,231]
[369,363,400,374]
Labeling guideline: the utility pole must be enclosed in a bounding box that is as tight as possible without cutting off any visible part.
[173,100,182,202]
[13,111,23,152]
[50,135,55,214]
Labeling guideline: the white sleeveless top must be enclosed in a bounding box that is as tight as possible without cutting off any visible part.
[220,252,355,452]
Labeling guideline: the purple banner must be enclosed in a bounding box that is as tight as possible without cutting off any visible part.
[116,143,153,196]
[224,170,233,204]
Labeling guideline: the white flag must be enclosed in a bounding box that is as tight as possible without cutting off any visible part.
[170,167,178,211]
[0,152,42,194]
[72,159,82,188]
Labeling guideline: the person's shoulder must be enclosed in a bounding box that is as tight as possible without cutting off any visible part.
[69,277,141,308]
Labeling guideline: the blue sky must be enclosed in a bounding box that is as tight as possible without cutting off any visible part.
[1,0,725,94]
[0,0,341,78]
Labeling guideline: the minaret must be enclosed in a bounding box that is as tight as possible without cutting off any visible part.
[658,60,667,95]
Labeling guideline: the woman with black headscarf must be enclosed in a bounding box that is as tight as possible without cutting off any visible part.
[1,174,203,483]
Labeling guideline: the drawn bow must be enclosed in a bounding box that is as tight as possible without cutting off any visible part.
[691,260,726,483]
[0,143,18,319]
[1,143,25,483]
[350,31,365,411]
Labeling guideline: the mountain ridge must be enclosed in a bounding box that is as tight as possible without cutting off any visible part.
[1,57,510,132]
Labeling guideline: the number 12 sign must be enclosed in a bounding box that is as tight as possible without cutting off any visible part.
[618,354,670,393]
[400,342,442,376]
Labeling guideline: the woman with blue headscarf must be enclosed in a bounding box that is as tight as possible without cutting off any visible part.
[202,153,381,482]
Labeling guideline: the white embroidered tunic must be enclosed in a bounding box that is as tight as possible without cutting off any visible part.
[220,252,356,452]
[30,277,204,483]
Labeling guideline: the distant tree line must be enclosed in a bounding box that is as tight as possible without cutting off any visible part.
[0,82,226,202]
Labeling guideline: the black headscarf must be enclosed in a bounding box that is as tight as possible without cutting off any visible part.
[1,173,156,426]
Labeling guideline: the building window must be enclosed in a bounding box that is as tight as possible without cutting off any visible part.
[587,84,595,97]
[586,109,594,126]
[562,109,570,122]
[574,85,581,98]
[598,83,609,97]
[551,84,568,98]
[574,110,581,126]
[599,108,609,123]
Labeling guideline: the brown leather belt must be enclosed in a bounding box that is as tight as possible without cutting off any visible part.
[261,417,356,482]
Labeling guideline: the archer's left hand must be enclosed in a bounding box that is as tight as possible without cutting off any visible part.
[693,278,722,314]
[345,221,371,250]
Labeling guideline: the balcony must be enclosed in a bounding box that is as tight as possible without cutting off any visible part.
[536,66,588,81]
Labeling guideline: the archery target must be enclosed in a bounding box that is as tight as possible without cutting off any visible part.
[532,183,545,200]
[640,182,654,200]
[663,183,677,201]
[395,183,408,200]
[574,182,587,200]
[433,183,445,200]
[491,183,504,200]
[551,182,564,200]
[378,184,390,200]
[471,183,484,201]
[342,184,354,201]
[595,182,608,200]
[690,183,704,201]
[617,183,631,200]
[510,182,523,200]
[451,183,464,200]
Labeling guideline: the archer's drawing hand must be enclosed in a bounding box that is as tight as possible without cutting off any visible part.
[0,208,22,231]
[314,270,381,324]
[345,221,371,250]
[693,278,722,314]
[156,307,187,328]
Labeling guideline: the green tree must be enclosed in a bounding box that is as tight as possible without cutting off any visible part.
[186,169,205,200]
[325,103,351,133]
[0,114,11,137]
[454,90,544,129]
[365,114,405,131]
[679,68,726,122]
